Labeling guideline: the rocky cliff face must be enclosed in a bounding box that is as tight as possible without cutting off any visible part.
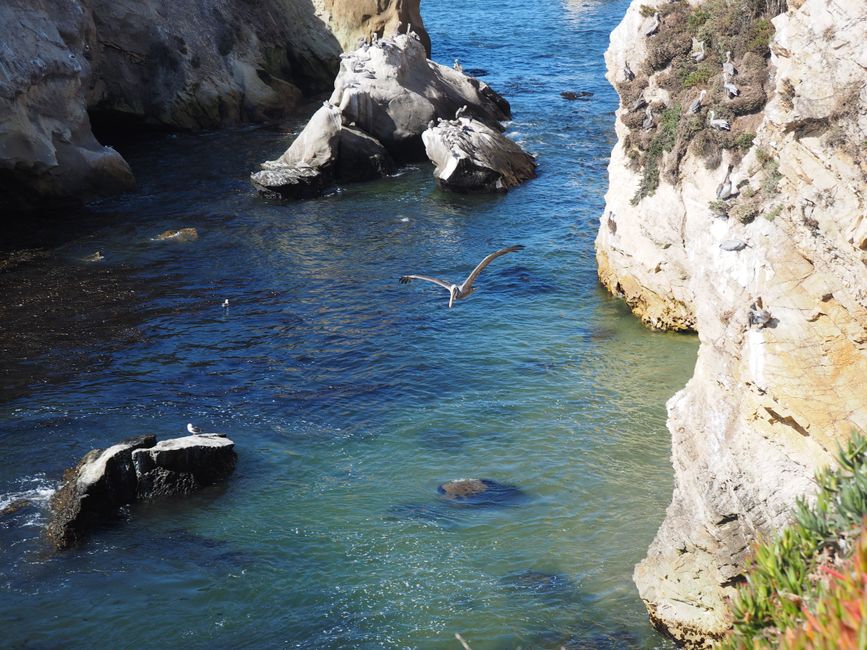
[0,0,428,211]
[597,0,867,645]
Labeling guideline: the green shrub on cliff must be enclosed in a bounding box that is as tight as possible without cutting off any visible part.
[631,107,681,205]
[719,434,867,649]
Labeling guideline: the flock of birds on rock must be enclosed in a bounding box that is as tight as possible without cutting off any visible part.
[627,9,742,135]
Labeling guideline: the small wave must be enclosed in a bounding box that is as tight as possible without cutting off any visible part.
[1,474,57,522]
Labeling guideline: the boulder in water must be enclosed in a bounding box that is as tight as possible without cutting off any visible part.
[252,32,525,196]
[422,117,537,193]
[46,434,156,549]
[133,434,236,498]
[46,432,235,550]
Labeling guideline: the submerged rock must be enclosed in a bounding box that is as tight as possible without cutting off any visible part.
[46,432,235,550]
[500,569,576,596]
[1,499,34,518]
[561,91,594,101]
[154,228,199,242]
[422,116,537,193]
[437,478,524,506]
[252,32,529,196]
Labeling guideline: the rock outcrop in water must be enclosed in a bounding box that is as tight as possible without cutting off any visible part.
[46,432,236,550]
[422,115,537,192]
[251,31,532,197]
[598,0,867,645]
[0,0,427,212]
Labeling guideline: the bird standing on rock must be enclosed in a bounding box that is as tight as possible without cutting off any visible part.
[716,165,734,200]
[723,72,740,98]
[708,110,731,131]
[187,423,202,434]
[688,90,707,114]
[642,105,654,130]
[645,12,660,37]
[400,245,525,308]
[723,51,738,77]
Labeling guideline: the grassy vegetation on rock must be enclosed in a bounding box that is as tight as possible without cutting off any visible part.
[718,434,867,649]
[623,0,782,202]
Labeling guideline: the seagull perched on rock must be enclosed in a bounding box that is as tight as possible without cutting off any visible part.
[400,245,524,308]
[187,423,202,434]
[453,58,463,73]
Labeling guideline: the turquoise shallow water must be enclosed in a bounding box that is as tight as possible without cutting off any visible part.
[0,0,698,647]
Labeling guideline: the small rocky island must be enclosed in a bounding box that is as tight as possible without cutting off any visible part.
[251,31,536,197]
[46,432,236,550]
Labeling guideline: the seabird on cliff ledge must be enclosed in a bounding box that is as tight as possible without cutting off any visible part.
[400,245,524,308]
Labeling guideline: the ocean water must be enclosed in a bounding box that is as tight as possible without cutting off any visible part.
[0,0,698,648]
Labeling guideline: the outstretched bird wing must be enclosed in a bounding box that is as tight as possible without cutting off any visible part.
[399,275,453,292]
[459,245,524,292]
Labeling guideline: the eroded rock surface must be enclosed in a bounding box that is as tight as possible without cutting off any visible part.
[597,0,867,645]
[252,31,527,196]
[422,115,537,192]
[46,433,236,550]
[1,0,424,211]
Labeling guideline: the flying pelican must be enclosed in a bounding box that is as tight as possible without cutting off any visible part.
[642,105,654,130]
[187,423,202,434]
[723,51,738,77]
[716,165,734,200]
[708,110,731,130]
[690,39,706,63]
[687,89,707,114]
[399,245,525,308]
[645,12,660,37]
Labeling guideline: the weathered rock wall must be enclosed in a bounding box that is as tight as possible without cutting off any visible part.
[597,0,867,645]
[0,0,427,211]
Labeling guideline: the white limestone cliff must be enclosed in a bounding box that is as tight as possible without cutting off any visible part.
[597,0,867,645]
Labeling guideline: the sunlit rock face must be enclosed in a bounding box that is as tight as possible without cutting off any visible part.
[597,0,867,645]
[251,32,526,197]
[0,0,425,211]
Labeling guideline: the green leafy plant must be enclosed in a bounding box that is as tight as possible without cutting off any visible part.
[632,107,681,204]
[719,434,867,649]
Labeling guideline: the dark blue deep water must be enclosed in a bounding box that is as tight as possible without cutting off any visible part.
[0,1,697,647]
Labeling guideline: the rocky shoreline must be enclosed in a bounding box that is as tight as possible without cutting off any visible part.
[0,0,429,212]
